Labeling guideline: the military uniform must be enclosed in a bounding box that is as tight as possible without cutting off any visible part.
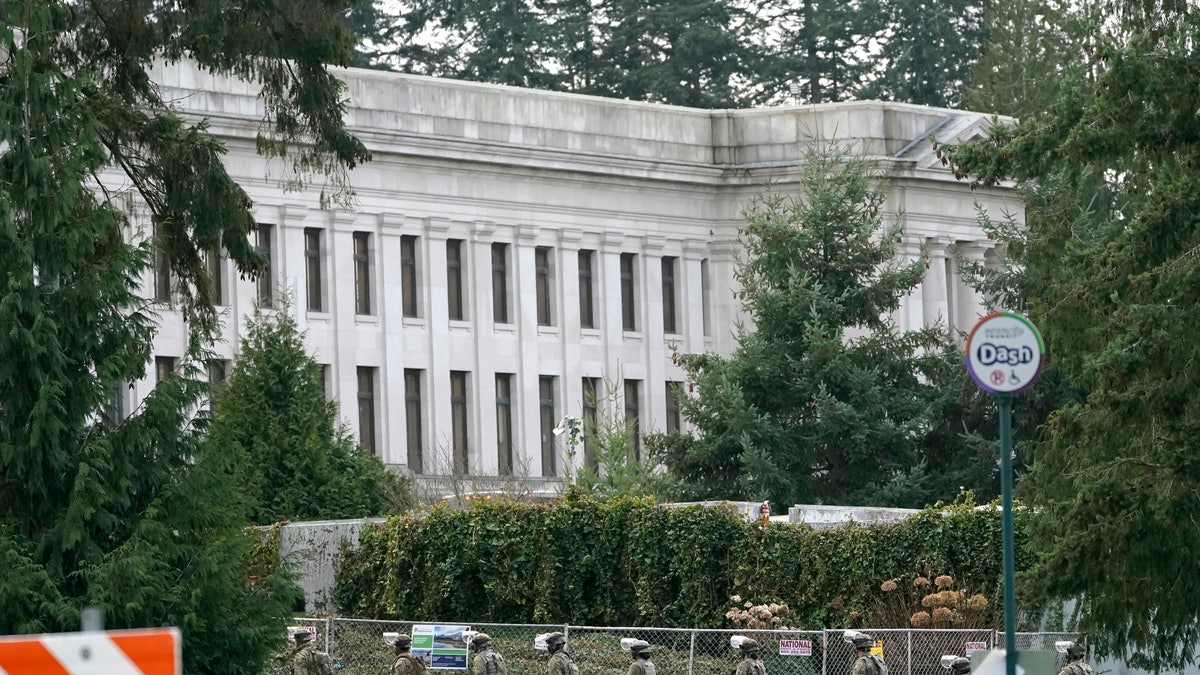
[628,658,657,675]
[547,649,579,675]
[851,654,886,675]
[474,648,508,675]
[392,652,429,675]
[735,657,767,675]
[1057,662,1095,675]
[293,642,333,675]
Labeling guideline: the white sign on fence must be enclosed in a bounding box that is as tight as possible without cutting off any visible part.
[779,639,813,656]
[965,641,988,655]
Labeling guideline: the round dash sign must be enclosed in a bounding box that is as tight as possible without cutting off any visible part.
[965,311,1045,394]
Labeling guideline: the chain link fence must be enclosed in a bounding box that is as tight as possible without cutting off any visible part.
[271,620,1081,675]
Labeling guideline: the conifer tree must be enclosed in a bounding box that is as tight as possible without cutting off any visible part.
[0,0,368,672]
[946,2,1200,667]
[207,304,411,524]
[660,146,952,508]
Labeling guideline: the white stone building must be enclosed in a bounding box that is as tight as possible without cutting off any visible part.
[117,62,1020,488]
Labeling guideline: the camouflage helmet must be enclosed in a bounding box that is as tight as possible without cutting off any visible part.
[1065,643,1085,660]
[388,633,413,649]
[739,638,760,654]
[629,640,654,658]
[294,630,314,644]
[545,632,567,648]
[471,633,493,649]
[851,633,874,650]
[950,657,970,675]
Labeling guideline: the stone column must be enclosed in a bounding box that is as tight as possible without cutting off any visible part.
[377,212,408,466]
[922,237,950,330]
[515,224,544,477]
[682,239,709,357]
[470,220,497,476]
[424,217,454,475]
[642,236,666,434]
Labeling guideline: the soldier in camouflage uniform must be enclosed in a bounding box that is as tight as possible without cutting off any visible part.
[734,638,766,675]
[389,633,429,675]
[1056,643,1094,675]
[544,632,578,675]
[472,633,508,675]
[850,633,886,675]
[292,630,333,675]
[626,640,656,675]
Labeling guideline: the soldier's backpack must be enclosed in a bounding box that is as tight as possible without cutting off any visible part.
[483,650,508,675]
[295,647,335,675]
[870,654,888,675]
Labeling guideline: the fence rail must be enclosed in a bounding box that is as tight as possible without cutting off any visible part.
[269,620,1082,675]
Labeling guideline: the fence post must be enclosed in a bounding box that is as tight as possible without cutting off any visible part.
[688,630,696,675]
[906,629,912,675]
[325,617,333,658]
[822,630,829,675]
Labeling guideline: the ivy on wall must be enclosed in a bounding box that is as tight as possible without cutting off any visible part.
[334,493,1031,629]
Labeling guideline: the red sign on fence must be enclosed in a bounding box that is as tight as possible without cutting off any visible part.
[780,639,813,656]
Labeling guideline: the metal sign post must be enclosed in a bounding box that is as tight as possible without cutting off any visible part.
[964,311,1046,675]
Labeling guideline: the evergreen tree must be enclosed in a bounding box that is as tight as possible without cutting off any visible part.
[861,0,988,108]
[660,146,952,508]
[207,305,412,524]
[588,0,757,107]
[945,2,1200,668]
[364,0,563,89]
[0,0,367,672]
[757,0,880,104]
[964,0,1083,118]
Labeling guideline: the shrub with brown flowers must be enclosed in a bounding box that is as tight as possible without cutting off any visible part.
[866,573,995,629]
[724,595,794,630]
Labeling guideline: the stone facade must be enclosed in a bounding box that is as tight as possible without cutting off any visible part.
[111,62,1021,489]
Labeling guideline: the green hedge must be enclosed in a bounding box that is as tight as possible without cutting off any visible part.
[334,494,1031,628]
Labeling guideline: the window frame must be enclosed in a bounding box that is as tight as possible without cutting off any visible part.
[492,242,510,324]
[578,250,596,329]
[304,228,323,312]
[401,235,420,318]
[447,239,465,321]
[357,366,377,455]
[620,252,637,331]
[405,369,424,473]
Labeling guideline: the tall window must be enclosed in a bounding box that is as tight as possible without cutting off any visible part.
[492,243,510,323]
[320,364,332,400]
[582,377,599,470]
[701,258,712,337]
[354,232,372,315]
[304,228,323,311]
[208,360,229,399]
[495,374,514,476]
[624,379,641,460]
[207,251,225,307]
[662,256,679,334]
[620,253,637,331]
[536,247,554,326]
[447,239,465,321]
[256,224,274,307]
[665,382,682,434]
[401,235,419,318]
[539,376,557,476]
[155,356,177,383]
[405,369,424,473]
[578,250,596,329]
[108,380,127,424]
[450,371,469,474]
[357,367,377,455]
[154,228,171,303]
